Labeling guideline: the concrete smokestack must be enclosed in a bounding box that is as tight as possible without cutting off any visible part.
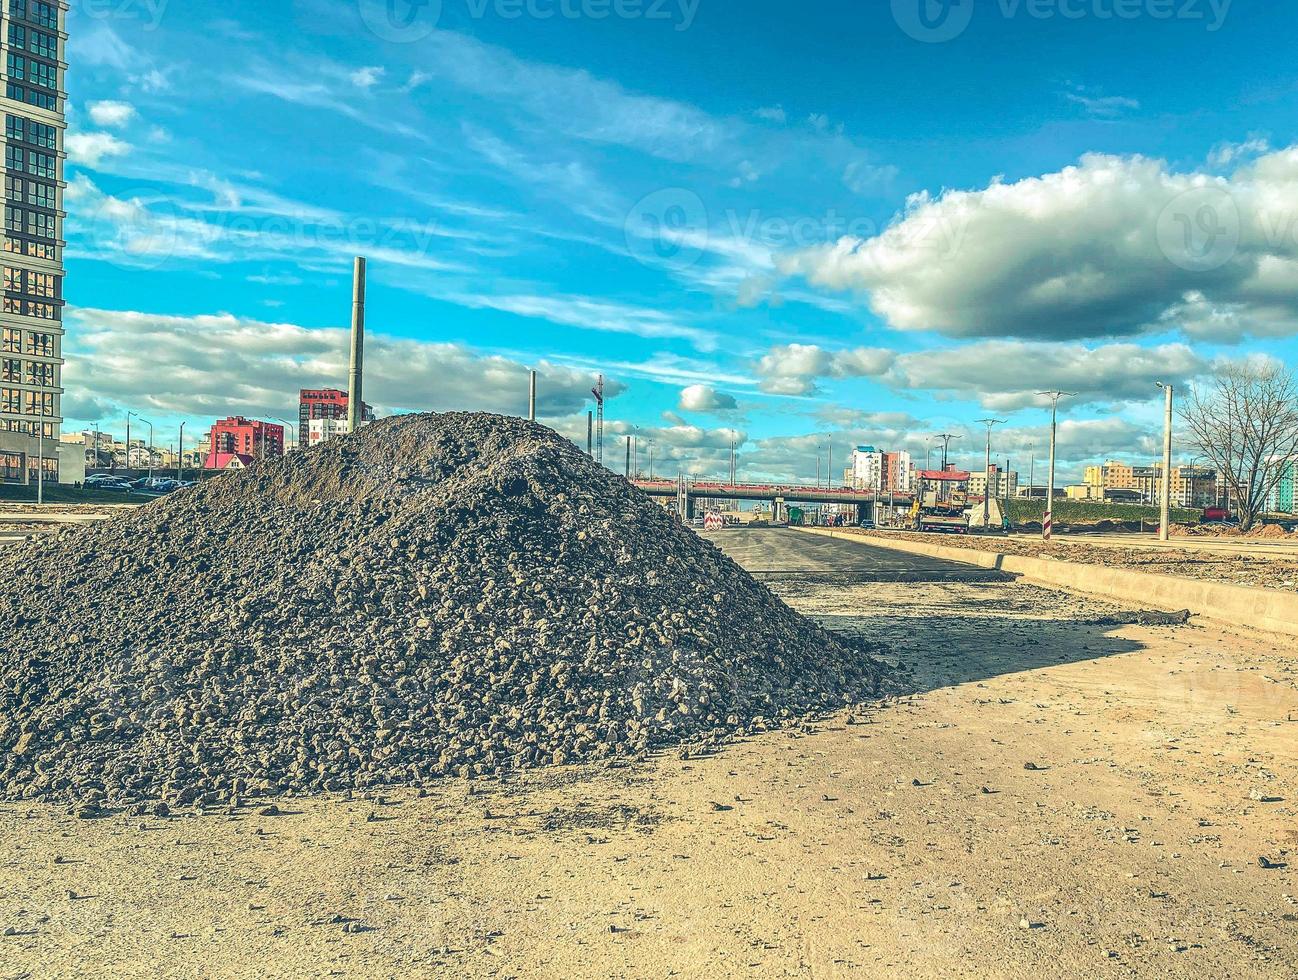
[348,257,366,432]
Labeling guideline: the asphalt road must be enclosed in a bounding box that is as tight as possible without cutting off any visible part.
[702,526,1006,582]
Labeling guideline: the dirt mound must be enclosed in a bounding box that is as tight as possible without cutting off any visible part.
[0,414,885,810]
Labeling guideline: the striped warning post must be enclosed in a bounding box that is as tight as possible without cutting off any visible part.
[1043,510,1053,541]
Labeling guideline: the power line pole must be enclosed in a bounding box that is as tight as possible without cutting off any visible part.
[975,418,1006,529]
[1156,382,1174,541]
[591,375,605,464]
[528,370,537,422]
[625,436,631,478]
[347,257,366,433]
[1038,391,1074,541]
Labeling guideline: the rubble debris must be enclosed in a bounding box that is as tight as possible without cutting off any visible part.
[0,413,886,807]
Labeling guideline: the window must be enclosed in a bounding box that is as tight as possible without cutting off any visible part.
[25,120,56,149]
[0,358,17,382]
[1,328,18,352]
[29,183,53,208]
[32,1,57,30]
[26,151,54,179]
[24,332,51,356]
[23,361,53,386]
[9,1,27,22]
[4,208,22,234]
[6,24,23,50]
[3,146,22,173]
[0,388,19,413]
[22,390,53,416]
[27,61,55,91]
[3,266,19,291]
[0,453,22,481]
[3,116,22,142]
[6,54,24,81]
[26,211,56,239]
[29,31,55,61]
[28,272,56,298]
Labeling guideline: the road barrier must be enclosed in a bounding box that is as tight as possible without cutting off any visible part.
[794,527,1298,639]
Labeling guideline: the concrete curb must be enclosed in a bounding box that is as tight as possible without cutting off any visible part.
[793,527,1298,639]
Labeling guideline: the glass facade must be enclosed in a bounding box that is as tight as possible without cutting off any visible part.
[0,0,62,479]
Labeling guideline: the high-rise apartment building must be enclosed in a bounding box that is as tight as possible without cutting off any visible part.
[299,388,373,447]
[0,0,65,484]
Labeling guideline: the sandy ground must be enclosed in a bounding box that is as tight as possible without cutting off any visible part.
[1,530,1295,978]
[849,528,1298,593]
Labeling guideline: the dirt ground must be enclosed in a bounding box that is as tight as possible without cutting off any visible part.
[850,528,1298,594]
[2,531,1295,979]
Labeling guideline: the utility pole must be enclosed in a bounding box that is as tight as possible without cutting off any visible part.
[625,436,631,478]
[933,433,960,471]
[142,418,154,480]
[1038,392,1074,541]
[126,411,135,475]
[591,376,605,464]
[587,411,593,456]
[528,370,537,422]
[1004,456,1012,532]
[827,442,832,489]
[1156,382,1174,541]
[347,257,366,433]
[178,421,186,483]
[975,418,1006,529]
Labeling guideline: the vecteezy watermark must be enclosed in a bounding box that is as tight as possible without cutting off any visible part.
[72,0,170,31]
[85,189,460,273]
[358,0,443,43]
[623,188,970,273]
[359,0,698,41]
[892,0,1232,43]
[1156,186,1241,272]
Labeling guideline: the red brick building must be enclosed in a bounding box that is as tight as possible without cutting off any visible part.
[298,388,373,447]
[205,417,284,469]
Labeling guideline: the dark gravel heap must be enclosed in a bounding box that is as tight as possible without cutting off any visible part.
[0,413,885,809]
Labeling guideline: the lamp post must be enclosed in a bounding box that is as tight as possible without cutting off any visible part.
[140,418,154,480]
[1156,382,1174,541]
[271,417,295,455]
[36,419,43,504]
[126,411,136,475]
[177,421,186,483]
[1037,392,1074,541]
[975,419,1007,529]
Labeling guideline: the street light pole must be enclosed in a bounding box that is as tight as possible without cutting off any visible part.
[141,419,154,480]
[177,421,186,483]
[36,420,43,504]
[975,418,1007,529]
[1038,392,1074,541]
[126,411,136,475]
[1156,382,1174,541]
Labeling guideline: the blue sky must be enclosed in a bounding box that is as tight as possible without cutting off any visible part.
[61,0,1298,481]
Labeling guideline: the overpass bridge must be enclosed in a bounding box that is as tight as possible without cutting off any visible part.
[630,479,916,521]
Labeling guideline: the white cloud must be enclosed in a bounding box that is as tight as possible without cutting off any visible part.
[1064,91,1140,118]
[782,148,1298,343]
[65,132,131,168]
[678,384,738,413]
[756,343,895,396]
[440,291,717,350]
[883,341,1209,410]
[754,105,786,125]
[61,308,625,425]
[87,100,137,128]
[350,66,385,89]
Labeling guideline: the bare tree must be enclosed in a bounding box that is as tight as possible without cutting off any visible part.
[1181,364,1298,531]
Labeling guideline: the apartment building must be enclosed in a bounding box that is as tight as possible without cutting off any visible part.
[0,0,65,483]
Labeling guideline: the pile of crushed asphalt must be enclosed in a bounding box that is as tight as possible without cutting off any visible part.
[0,413,886,811]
